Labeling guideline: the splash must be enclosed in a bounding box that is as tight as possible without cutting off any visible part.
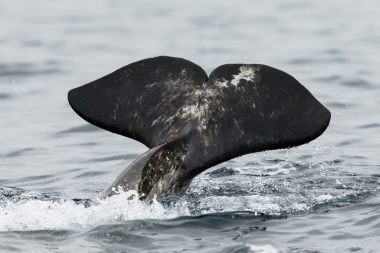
[0,190,190,231]
[247,244,278,253]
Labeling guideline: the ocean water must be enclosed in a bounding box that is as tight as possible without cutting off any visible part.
[1,0,380,252]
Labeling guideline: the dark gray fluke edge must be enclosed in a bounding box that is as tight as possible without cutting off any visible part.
[68,56,331,201]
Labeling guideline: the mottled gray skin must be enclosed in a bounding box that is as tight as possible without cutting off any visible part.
[101,136,191,200]
[68,56,331,201]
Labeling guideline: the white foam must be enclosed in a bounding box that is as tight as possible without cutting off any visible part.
[193,195,309,215]
[247,244,278,253]
[0,191,190,231]
[315,194,334,202]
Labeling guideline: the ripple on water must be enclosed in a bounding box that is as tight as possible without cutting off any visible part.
[288,57,348,65]
[56,124,103,135]
[2,148,39,158]
[357,123,380,129]
[86,154,139,163]
[326,102,357,109]
[0,62,62,78]
[339,78,373,89]
[313,75,342,83]
[0,93,12,100]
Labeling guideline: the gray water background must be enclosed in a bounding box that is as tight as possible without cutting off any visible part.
[1,1,380,252]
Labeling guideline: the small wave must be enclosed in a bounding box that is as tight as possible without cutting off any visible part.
[288,57,347,65]
[0,62,62,78]
[55,124,103,135]
[357,123,380,129]
[339,78,373,89]
[2,148,38,158]
[0,93,12,100]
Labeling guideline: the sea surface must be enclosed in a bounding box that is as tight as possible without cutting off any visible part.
[1,1,380,252]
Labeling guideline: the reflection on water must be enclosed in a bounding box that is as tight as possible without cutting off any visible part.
[1,0,380,252]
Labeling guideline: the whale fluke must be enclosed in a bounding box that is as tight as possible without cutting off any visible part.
[68,56,331,200]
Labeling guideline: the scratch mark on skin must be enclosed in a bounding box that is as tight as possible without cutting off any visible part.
[114,103,119,120]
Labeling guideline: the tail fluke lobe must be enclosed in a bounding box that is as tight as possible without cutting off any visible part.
[68,56,207,148]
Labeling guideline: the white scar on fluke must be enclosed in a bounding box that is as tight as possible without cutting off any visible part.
[216,66,259,87]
